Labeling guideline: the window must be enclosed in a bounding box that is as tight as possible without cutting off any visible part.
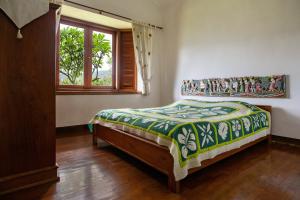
[56,17,137,94]
[92,30,113,87]
[59,23,85,86]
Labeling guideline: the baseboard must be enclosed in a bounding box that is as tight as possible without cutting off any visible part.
[272,135,300,147]
[56,124,90,137]
[0,165,59,196]
[56,124,88,131]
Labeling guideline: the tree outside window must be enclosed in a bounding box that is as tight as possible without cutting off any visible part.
[59,23,113,87]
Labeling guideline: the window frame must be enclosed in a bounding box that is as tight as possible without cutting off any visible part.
[56,16,136,95]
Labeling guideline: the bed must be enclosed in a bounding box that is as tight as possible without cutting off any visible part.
[90,100,272,193]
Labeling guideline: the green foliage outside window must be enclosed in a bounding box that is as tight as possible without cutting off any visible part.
[92,32,112,86]
[59,26,84,85]
[59,25,112,86]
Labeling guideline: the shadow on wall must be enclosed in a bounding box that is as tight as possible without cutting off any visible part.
[285,74,291,98]
[272,107,300,139]
[161,1,184,104]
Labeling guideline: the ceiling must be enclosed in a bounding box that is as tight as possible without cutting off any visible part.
[150,0,181,8]
[61,5,132,29]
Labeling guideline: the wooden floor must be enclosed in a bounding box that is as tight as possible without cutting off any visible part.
[30,131,300,199]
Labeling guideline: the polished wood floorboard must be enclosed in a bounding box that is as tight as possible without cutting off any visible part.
[38,132,300,200]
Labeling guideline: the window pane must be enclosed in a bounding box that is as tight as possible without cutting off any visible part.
[92,31,113,86]
[59,24,84,85]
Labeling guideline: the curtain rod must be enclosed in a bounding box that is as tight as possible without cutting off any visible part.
[64,0,163,30]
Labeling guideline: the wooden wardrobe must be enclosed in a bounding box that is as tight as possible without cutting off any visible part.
[0,4,59,196]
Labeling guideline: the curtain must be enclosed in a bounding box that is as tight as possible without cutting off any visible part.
[132,23,153,96]
[0,0,63,39]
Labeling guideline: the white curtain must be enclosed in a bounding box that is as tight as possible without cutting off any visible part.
[0,0,63,39]
[132,23,153,96]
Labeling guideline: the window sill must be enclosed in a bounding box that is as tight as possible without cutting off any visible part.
[56,88,141,95]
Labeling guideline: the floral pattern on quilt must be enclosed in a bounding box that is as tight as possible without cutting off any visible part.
[177,126,197,159]
[141,105,237,119]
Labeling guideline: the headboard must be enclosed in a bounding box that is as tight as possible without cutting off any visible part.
[256,105,272,113]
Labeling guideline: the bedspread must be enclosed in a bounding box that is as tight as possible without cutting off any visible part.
[90,100,271,180]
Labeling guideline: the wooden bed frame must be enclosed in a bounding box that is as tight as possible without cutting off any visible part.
[92,105,272,193]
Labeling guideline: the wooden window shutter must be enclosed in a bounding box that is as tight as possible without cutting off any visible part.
[118,30,137,91]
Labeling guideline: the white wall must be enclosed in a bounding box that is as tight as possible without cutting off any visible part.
[56,0,163,127]
[162,0,300,139]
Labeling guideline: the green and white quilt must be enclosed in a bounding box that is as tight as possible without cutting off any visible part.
[90,100,271,180]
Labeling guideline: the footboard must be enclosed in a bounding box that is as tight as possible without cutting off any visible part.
[93,125,180,192]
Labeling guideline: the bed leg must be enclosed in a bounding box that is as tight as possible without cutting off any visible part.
[93,135,97,145]
[168,174,180,193]
[268,134,272,145]
[91,124,97,145]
